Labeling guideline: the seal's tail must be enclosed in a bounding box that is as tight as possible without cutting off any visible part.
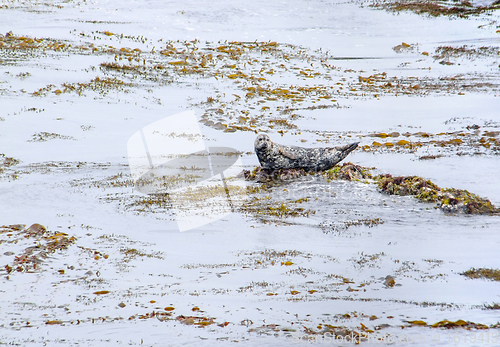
[336,142,359,159]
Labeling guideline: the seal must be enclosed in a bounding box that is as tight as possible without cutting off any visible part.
[254,134,359,172]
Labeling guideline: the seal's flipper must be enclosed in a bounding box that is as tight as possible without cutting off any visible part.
[335,142,359,158]
[335,142,358,152]
[278,147,297,160]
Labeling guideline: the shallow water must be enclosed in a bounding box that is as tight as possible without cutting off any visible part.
[1,0,500,345]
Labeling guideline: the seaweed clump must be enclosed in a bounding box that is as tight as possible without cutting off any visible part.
[1,223,77,274]
[242,162,499,216]
[323,162,373,181]
[461,268,500,281]
[0,154,19,173]
[406,319,489,329]
[430,319,489,329]
[370,0,500,18]
[376,175,440,200]
[376,174,500,215]
[242,166,308,183]
[241,197,315,221]
[242,162,372,183]
[28,132,75,142]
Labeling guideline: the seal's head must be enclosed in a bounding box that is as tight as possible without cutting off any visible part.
[254,134,272,151]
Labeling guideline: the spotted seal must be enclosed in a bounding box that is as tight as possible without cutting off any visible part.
[254,134,359,172]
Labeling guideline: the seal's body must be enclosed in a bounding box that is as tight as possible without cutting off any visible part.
[254,134,358,172]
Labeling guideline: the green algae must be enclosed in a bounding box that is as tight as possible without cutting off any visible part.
[323,162,373,181]
[376,174,499,215]
[376,175,440,200]
[440,188,499,214]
